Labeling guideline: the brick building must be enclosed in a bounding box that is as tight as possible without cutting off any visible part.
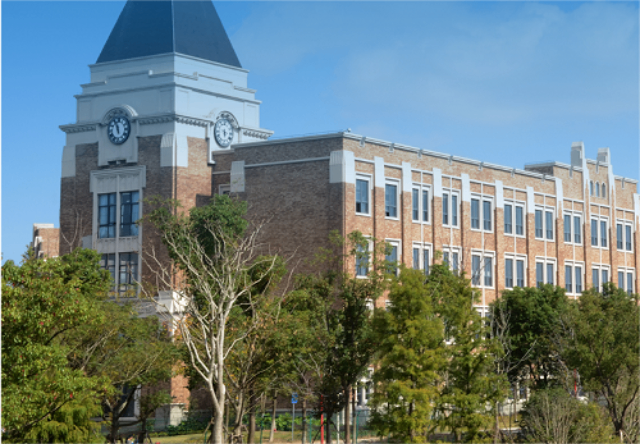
[34,0,639,425]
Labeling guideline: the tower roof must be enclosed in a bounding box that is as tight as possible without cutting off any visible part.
[97,0,241,68]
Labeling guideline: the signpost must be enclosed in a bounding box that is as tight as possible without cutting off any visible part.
[291,393,298,442]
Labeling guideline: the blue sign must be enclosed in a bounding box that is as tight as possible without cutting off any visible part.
[291,393,298,404]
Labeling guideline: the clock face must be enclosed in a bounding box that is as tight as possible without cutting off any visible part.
[214,118,234,148]
[108,116,131,145]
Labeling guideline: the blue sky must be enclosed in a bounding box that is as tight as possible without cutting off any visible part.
[2,1,639,264]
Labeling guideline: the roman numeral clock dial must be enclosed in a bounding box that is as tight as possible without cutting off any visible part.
[107,116,131,145]
[214,118,234,148]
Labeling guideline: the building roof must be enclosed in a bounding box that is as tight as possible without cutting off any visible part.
[96,0,241,67]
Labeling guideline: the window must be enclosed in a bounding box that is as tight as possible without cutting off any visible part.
[619,269,635,295]
[355,178,370,215]
[384,183,398,218]
[591,216,609,248]
[591,264,609,292]
[563,212,582,245]
[535,259,555,287]
[504,203,525,236]
[442,190,459,227]
[355,241,369,277]
[442,247,460,274]
[411,185,430,223]
[505,255,526,289]
[471,251,494,288]
[385,240,400,275]
[535,207,554,240]
[100,253,116,291]
[118,252,138,295]
[596,182,600,197]
[120,191,139,237]
[616,221,633,251]
[98,193,116,239]
[565,262,583,295]
[602,184,606,197]
[590,181,594,196]
[218,184,231,195]
[504,204,512,234]
[471,196,493,232]
[412,244,431,275]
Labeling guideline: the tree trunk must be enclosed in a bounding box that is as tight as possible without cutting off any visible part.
[494,401,499,444]
[232,392,245,444]
[248,389,256,444]
[345,388,351,444]
[269,392,277,443]
[212,380,226,444]
[110,415,120,444]
[326,413,332,444]
[301,399,307,444]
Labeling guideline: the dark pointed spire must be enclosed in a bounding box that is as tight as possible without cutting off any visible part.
[97,0,241,68]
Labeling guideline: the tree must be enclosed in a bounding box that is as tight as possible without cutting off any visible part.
[290,231,388,444]
[1,249,111,442]
[369,266,446,443]
[491,285,570,388]
[430,261,507,443]
[562,284,640,442]
[520,388,615,444]
[145,196,284,444]
[64,300,180,444]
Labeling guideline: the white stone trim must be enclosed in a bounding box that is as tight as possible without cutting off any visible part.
[230,161,245,193]
[374,157,385,188]
[329,150,355,184]
[526,186,535,214]
[495,180,504,209]
[461,173,471,203]
[402,162,412,193]
[433,168,443,198]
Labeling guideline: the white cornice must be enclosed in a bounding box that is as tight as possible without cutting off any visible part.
[89,51,250,74]
[59,123,97,134]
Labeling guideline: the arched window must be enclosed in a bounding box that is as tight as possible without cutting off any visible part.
[602,184,606,197]
[590,181,594,196]
[596,182,600,197]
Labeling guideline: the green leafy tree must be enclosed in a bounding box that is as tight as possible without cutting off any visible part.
[290,231,388,444]
[562,284,640,442]
[369,266,446,443]
[491,285,570,388]
[1,249,112,442]
[430,261,507,443]
[65,300,180,444]
[145,196,284,444]
[520,388,615,444]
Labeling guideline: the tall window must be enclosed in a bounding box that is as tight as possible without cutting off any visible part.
[504,204,513,234]
[120,191,139,237]
[535,208,554,240]
[118,253,138,295]
[515,206,524,235]
[412,244,431,275]
[591,216,608,248]
[589,181,594,196]
[471,197,492,231]
[385,183,398,218]
[564,212,582,245]
[412,185,430,223]
[536,259,555,287]
[565,263,583,295]
[355,242,369,277]
[471,252,494,288]
[100,253,116,291]
[617,222,633,251]
[355,178,369,214]
[505,256,525,289]
[535,210,543,238]
[443,248,460,274]
[442,191,459,227]
[385,241,399,275]
[592,265,609,292]
[98,193,116,239]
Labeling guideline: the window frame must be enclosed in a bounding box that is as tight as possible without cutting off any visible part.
[384,239,401,276]
[591,264,610,293]
[470,194,494,233]
[384,179,400,220]
[616,220,634,252]
[411,184,431,224]
[535,258,556,287]
[442,246,461,274]
[98,193,117,239]
[534,206,555,241]
[618,268,635,295]
[119,191,140,237]
[590,215,609,249]
[412,242,432,276]
[504,201,526,237]
[471,250,495,289]
[564,261,584,296]
[563,211,583,246]
[504,254,527,289]
[355,237,372,278]
[442,189,460,228]
[116,252,139,296]
[355,174,372,216]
